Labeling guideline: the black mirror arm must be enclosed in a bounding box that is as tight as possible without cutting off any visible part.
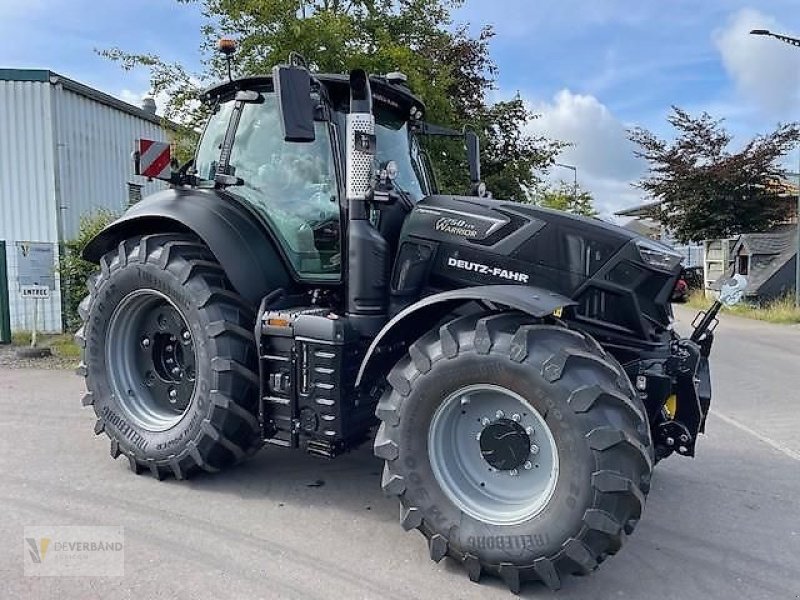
[414,122,464,138]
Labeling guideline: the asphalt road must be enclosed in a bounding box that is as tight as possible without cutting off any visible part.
[1,306,799,599]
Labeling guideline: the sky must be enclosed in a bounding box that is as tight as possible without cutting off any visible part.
[1,0,799,217]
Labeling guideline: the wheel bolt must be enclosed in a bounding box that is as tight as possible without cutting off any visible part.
[523,460,532,470]
[481,417,491,426]
[182,330,191,341]
[509,468,518,477]
[512,413,521,422]
[495,410,504,419]
[679,434,689,443]
[525,426,534,435]
[460,396,470,406]
[666,437,675,447]
[171,367,181,376]
[166,345,173,352]
[168,388,177,403]
[530,444,539,455]
[476,432,482,441]
[141,337,150,348]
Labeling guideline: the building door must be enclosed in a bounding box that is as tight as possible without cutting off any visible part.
[0,241,11,343]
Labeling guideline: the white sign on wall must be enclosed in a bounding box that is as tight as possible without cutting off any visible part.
[20,285,50,299]
[16,242,55,289]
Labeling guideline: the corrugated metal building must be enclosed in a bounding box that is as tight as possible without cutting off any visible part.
[0,69,168,337]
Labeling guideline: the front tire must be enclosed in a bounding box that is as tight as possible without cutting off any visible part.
[374,312,652,592]
[76,234,261,479]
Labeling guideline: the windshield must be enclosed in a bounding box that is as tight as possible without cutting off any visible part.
[196,95,341,280]
[374,106,429,200]
[195,102,234,182]
[332,105,432,202]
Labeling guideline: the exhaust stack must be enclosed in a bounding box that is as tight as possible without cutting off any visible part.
[345,70,389,334]
[346,70,375,218]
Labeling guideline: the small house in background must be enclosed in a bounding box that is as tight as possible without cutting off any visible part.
[0,69,169,339]
[622,217,660,240]
[713,225,798,301]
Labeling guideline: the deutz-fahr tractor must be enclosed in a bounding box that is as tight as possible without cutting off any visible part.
[77,46,743,593]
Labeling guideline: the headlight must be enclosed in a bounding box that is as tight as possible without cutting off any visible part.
[635,239,683,272]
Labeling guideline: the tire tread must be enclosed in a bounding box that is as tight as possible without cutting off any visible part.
[373,311,652,593]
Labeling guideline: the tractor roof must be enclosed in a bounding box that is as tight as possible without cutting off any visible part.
[204,73,426,118]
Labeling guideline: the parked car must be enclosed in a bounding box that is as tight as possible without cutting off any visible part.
[683,266,704,291]
[672,275,689,302]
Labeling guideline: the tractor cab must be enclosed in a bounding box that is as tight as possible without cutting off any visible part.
[190,70,444,284]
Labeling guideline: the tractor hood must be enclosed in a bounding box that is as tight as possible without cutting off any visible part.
[391,195,683,342]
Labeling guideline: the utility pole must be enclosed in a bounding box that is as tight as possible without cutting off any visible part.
[750,28,800,307]
[555,163,578,207]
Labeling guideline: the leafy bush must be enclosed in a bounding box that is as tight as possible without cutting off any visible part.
[60,210,116,332]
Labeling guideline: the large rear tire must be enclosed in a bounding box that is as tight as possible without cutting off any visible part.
[374,312,652,592]
[76,234,261,479]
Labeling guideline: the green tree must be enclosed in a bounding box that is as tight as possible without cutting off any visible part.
[536,181,597,217]
[59,210,117,332]
[629,106,799,243]
[102,0,563,199]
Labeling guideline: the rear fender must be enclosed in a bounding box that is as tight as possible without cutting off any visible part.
[83,188,292,306]
[355,284,575,389]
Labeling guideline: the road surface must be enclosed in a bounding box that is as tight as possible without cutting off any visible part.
[1,306,798,599]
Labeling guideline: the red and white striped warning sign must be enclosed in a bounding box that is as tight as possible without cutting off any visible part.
[136,139,171,179]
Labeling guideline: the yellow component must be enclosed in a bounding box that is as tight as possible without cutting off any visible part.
[267,317,290,327]
[552,306,563,318]
[664,394,677,418]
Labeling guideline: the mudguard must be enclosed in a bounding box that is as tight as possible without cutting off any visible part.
[355,284,576,388]
[83,188,292,306]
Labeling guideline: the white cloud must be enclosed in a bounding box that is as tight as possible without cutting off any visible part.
[714,8,800,117]
[525,89,647,217]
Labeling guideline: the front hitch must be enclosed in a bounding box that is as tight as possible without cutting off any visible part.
[654,274,748,459]
[690,274,748,343]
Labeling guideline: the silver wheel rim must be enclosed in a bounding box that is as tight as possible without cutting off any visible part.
[428,384,559,525]
[105,289,197,432]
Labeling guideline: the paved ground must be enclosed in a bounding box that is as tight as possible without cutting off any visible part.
[1,307,799,599]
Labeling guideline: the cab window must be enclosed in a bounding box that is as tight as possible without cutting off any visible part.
[226,94,341,280]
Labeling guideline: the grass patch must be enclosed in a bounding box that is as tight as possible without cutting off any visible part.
[684,290,800,324]
[10,330,32,346]
[49,334,81,359]
[686,290,711,311]
[9,330,80,357]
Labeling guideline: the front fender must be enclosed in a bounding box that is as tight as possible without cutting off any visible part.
[355,284,575,388]
[83,188,291,306]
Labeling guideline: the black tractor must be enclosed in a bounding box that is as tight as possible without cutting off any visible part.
[77,49,741,593]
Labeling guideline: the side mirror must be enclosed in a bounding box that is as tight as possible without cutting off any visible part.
[272,65,315,143]
[465,130,481,184]
[719,274,748,306]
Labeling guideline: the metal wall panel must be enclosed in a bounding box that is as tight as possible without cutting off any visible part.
[0,75,169,333]
[0,79,62,332]
[55,86,167,240]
